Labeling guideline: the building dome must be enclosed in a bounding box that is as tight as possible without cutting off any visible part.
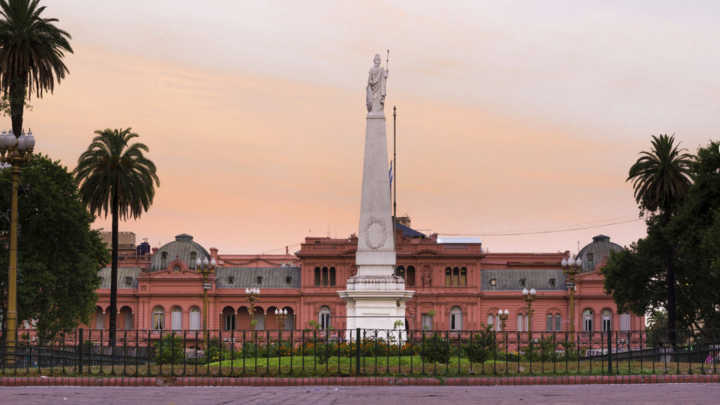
[150,233,210,271]
[577,234,623,272]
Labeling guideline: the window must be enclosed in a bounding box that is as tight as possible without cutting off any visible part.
[160,252,167,269]
[286,276,292,285]
[602,309,612,332]
[330,267,336,286]
[452,267,460,286]
[396,266,405,279]
[319,306,331,330]
[407,266,416,287]
[583,309,594,332]
[227,276,235,284]
[445,268,452,286]
[519,278,526,288]
[189,307,201,330]
[173,265,181,272]
[124,276,133,287]
[256,276,263,285]
[421,313,433,330]
[555,314,562,331]
[152,306,165,330]
[171,306,182,330]
[586,253,594,270]
[450,306,462,331]
[95,308,104,330]
[546,314,553,331]
[489,278,497,288]
[460,267,467,286]
[322,267,329,286]
[190,252,197,269]
[517,314,528,332]
[619,313,631,331]
[487,314,494,329]
[314,267,321,286]
[223,307,236,331]
[549,278,556,288]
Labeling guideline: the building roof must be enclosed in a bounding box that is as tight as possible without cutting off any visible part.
[150,234,210,271]
[577,234,623,272]
[215,266,301,289]
[98,267,142,289]
[396,222,426,238]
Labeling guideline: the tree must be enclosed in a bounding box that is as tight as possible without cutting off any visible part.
[605,139,720,342]
[75,128,159,346]
[0,155,108,343]
[0,0,72,137]
[626,134,694,347]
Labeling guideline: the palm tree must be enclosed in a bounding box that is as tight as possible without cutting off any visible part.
[627,134,694,348]
[76,128,159,346]
[0,0,72,137]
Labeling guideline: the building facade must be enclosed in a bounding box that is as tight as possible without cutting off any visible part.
[89,225,642,333]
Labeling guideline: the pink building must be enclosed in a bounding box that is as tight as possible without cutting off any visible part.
[89,223,642,333]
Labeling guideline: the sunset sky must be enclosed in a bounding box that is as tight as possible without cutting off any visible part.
[20,1,720,254]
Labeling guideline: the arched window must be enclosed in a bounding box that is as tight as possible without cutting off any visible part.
[452,267,460,286]
[152,306,165,330]
[583,309,594,332]
[407,266,415,287]
[189,306,201,330]
[460,267,467,286]
[555,314,562,331]
[319,306,331,330]
[160,252,167,269]
[283,307,295,331]
[546,314,554,331]
[120,307,133,330]
[314,267,321,286]
[330,267,336,286]
[445,268,452,286]
[619,313,631,331]
[322,267,329,286]
[602,309,612,332]
[190,252,197,269]
[487,314,494,329]
[223,306,236,331]
[171,306,183,330]
[450,306,462,331]
[396,266,405,279]
[94,307,104,330]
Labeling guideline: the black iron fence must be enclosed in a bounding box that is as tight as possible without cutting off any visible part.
[1,328,718,377]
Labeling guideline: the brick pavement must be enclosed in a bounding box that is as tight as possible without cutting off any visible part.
[1,384,719,405]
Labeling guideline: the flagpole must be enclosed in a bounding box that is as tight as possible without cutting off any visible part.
[393,105,397,223]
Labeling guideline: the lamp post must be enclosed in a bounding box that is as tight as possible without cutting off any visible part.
[521,288,536,334]
[497,309,509,331]
[245,288,260,329]
[195,256,216,345]
[0,130,36,365]
[561,255,582,334]
[275,308,288,331]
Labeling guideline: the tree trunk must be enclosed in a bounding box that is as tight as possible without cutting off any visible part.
[109,187,119,348]
[661,211,677,349]
[9,77,26,138]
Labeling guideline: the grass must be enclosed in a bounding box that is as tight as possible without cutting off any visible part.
[2,355,715,378]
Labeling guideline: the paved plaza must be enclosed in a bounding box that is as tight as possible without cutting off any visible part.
[1,384,718,405]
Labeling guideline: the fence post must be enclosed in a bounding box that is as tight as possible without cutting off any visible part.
[607,328,612,375]
[356,327,361,376]
[77,328,84,374]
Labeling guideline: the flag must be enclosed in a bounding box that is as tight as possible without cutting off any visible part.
[389,160,393,187]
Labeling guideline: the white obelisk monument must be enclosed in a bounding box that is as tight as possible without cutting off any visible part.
[338,53,414,336]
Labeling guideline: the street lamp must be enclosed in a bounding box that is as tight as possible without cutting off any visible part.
[561,255,582,334]
[0,129,36,365]
[497,309,509,331]
[195,256,216,344]
[275,308,289,330]
[245,288,260,329]
[521,288,537,334]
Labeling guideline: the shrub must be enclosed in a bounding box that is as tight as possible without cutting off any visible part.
[464,326,497,363]
[154,334,185,364]
[421,333,450,363]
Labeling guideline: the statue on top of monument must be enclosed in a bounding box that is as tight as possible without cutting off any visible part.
[366,52,388,113]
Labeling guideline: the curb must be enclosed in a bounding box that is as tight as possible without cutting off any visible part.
[0,374,718,386]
